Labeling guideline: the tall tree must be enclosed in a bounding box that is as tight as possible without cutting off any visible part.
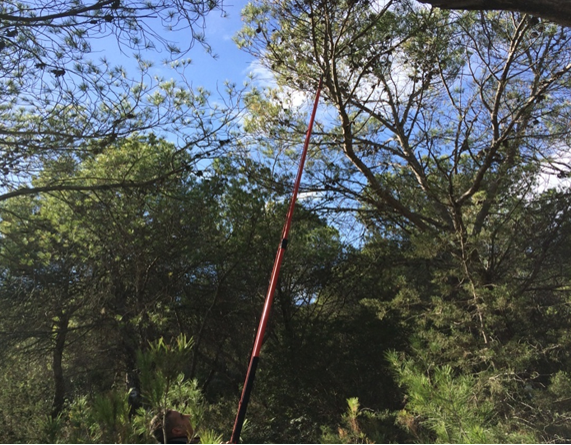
[237,0,571,440]
[0,136,195,420]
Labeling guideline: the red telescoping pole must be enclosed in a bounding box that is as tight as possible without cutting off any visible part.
[230,78,322,444]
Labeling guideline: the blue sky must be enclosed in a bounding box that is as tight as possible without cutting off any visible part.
[187,0,258,88]
[88,0,262,92]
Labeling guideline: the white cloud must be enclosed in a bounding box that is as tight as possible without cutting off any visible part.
[244,60,277,88]
[244,60,310,108]
[536,149,571,193]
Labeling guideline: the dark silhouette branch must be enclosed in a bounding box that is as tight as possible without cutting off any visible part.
[0,1,116,24]
[0,166,187,202]
[416,0,571,27]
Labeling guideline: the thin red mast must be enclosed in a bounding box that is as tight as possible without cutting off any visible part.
[230,78,322,444]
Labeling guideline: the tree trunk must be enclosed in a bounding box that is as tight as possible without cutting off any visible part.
[416,0,571,27]
[51,313,69,418]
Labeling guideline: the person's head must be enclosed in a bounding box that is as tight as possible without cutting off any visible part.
[150,409,194,443]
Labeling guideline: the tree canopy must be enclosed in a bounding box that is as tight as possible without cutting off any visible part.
[0,0,241,202]
[1,0,571,443]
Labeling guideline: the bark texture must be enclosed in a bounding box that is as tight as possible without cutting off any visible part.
[51,313,69,418]
[416,0,571,27]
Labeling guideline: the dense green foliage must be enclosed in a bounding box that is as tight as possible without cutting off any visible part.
[0,136,404,443]
[1,0,571,444]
